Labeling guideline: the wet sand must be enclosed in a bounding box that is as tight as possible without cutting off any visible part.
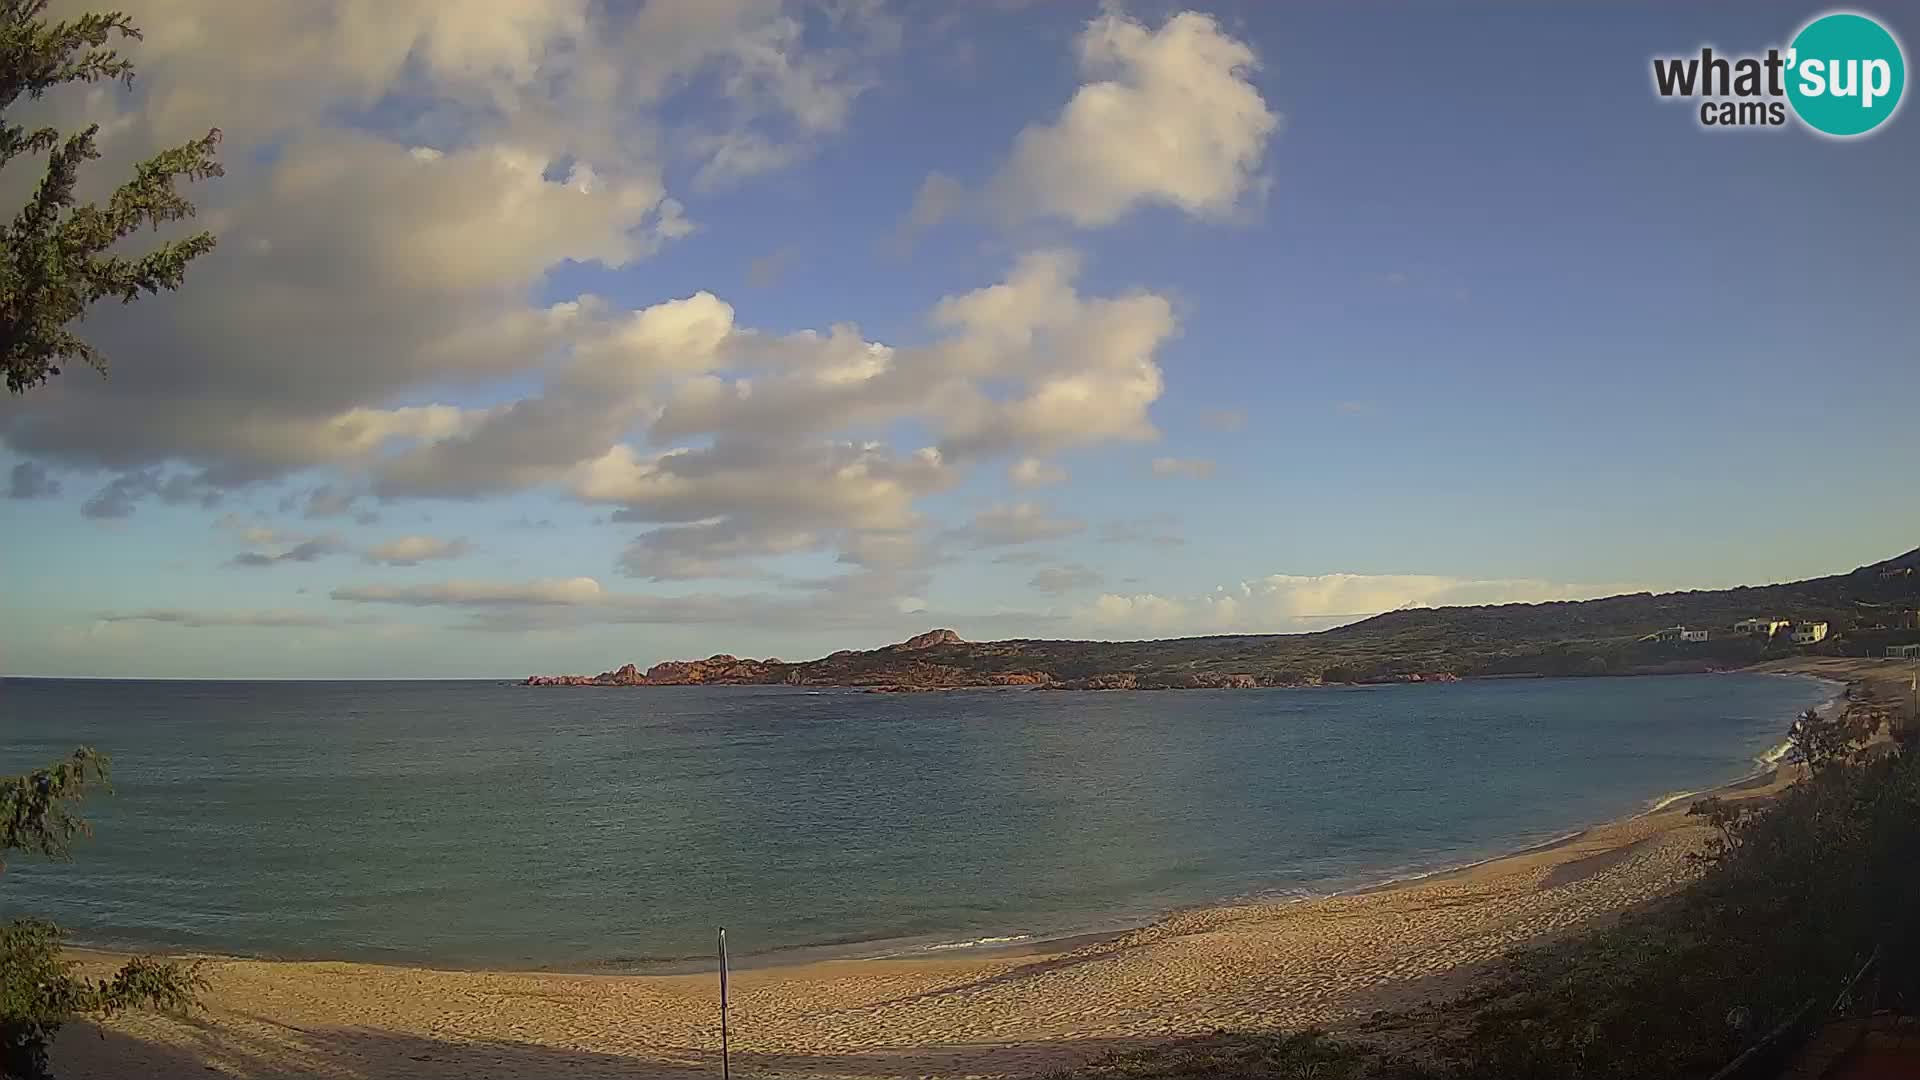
[52,660,1906,1080]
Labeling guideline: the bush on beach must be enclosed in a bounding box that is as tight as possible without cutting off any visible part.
[1,749,203,1080]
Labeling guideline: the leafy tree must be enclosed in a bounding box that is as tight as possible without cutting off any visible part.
[1,749,202,1080]
[1,0,222,394]
[1788,706,1854,777]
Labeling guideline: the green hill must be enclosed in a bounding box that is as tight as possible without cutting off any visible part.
[780,547,1920,687]
[538,549,1920,689]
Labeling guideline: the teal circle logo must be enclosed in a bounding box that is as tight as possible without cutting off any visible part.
[1787,12,1906,137]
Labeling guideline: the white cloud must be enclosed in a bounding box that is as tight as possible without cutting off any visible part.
[372,250,1168,580]
[642,249,1172,462]
[983,10,1276,228]
[210,517,469,568]
[1075,573,1641,636]
[1150,456,1215,480]
[948,502,1085,548]
[3,0,895,501]
[1009,457,1068,488]
[574,440,951,572]
[927,250,1172,457]
[4,2,1228,612]
[333,578,607,607]
[363,535,473,566]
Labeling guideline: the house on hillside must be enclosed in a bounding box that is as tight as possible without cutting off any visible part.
[1644,626,1710,643]
[1732,617,1792,638]
[1681,629,1712,643]
[1888,643,1920,659]
[1791,621,1830,645]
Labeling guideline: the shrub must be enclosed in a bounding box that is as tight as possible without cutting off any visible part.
[1,750,204,1080]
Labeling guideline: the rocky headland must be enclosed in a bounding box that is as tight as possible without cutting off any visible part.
[522,627,1457,691]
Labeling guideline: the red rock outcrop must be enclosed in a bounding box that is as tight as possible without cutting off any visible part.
[887,628,964,651]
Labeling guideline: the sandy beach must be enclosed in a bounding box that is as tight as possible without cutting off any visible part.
[49,660,1913,1080]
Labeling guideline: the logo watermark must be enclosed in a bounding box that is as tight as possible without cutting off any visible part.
[1651,10,1905,137]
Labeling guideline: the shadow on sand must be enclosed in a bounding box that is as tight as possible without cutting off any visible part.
[47,939,1488,1078]
[53,1015,1157,1080]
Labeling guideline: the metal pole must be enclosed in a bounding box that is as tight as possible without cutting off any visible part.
[719,927,730,1080]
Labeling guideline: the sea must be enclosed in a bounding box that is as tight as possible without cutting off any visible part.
[0,673,1835,972]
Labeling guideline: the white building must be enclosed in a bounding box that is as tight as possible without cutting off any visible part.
[1732,618,1792,638]
[1643,626,1709,643]
[1791,621,1830,645]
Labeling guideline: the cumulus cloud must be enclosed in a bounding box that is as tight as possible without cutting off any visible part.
[369,249,1167,579]
[1076,574,1640,636]
[618,518,823,581]
[2,0,895,504]
[1150,456,1215,480]
[576,440,952,578]
[1030,564,1103,595]
[7,462,60,499]
[4,1,1213,614]
[983,10,1276,228]
[642,249,1171,460]
[925,250,1172,457]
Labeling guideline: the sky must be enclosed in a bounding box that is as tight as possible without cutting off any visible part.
[2,1,1917,679]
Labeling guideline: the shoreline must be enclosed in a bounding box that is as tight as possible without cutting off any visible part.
[55,768,1801,1079]
[55,670,1846,982]
[50,660,1900,1080]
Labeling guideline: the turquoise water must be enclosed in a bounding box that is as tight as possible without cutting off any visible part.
[0,673,1832,971]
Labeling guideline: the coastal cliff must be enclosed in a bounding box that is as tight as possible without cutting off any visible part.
[524,547,1920,691]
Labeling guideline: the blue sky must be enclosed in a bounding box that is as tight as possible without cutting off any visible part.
[3,1,1916,678]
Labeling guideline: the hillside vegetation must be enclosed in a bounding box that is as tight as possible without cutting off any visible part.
[532,548,1920,688]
